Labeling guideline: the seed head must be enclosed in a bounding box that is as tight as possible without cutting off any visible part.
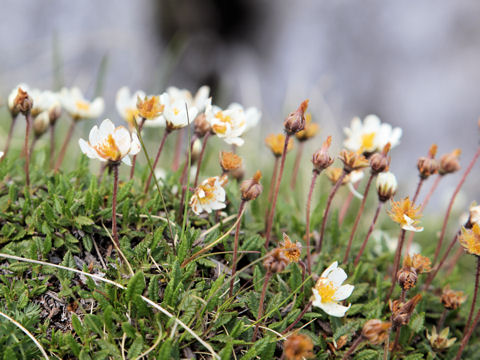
[397,266,418,290]
[263,247,289,274]
[441,286,467,310]
[404,253,431,274]
[459,223,480,256]
[417,144,439,179]
[391,294,422,328]
[295,113,318,141]
[280,233,302,263]
[284,333,314,360]
[13,88,33,115]
[438,149,461,175]
[284,99,309,135]
[312,136,334,173]
[338,149,369,173]
[240,170,262,201]
[369,143,391,174]
[426,327,456,350]
[362,320,392,345]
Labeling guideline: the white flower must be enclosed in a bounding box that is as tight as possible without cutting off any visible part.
[344,115,402,154]
[227,103,262,132]
[312,261,354,317]
[469,204,480,227]
[34,90,61,116]
[206,101,247,146]
[160,92,198,131]
[403,215,424,232]
[166,85,210,113]
[78,119,141,165]
[189,175,228,215]
[115,86,146,127]
[376,171,398,201]
[60,87,104,120]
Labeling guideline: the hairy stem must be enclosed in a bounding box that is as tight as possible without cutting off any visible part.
[112,163,120,249]
[438,308,448,329]
[54,119,76,172]
[252,270,272,341]
[264,156,280,229]
[434,147,480,264]
[342,335,363,359]
[455,303,480,360]
[264,134,291,248]
[354,202,383,267]
[465,256,480,331]
[49,124,55,169]
[316,171,347,253]
[386,229,406,302]
[305,171,319,274]
[289,141,304,190]
[281,300,313,334]
[144,130,169,193]
[24,113,31,187]
[343,173,375,263]
[229,200,246,298]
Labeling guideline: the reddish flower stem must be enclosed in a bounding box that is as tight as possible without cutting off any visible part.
[281,300,313,334]
[423,231,460,290]
[316,171,347,253]
[193,131,211,187]
[343,173,375,263]
[465,256,480,331]
[264,134,291,248]
[129,118,145,180]
[434,147,480,264]
[28,136,37,163]
[455,301,480,360]
[338,183,360,226]
[112,163,120,249]
[438,308,448,329]
[391,326,401,355]
[229,200,246,298]
[54,120,76,172]
[49,125,56,169]
[24,113,31,187]
[354,201,383,267]
[172,127,184,171]
[144,130,169,193]
[252,270,272,341]
[2,115,17,161]
[289,141,304,190]
[411,177,424,204]
[264,156,280,228]
[386,229,406,302]
[305,171,319,274]
[342,335,364,359]
[445,246,464,276]
[180,135,198,185]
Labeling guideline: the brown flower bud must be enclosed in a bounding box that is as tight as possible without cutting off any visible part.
[284,99,309,135]
[33,111,50,137]
[441,286,467,310]
[392,294,422,328]
[220,151,242,172]
[13,88,33,115]
[438,149,461,175]
[362,320,392,345]
[284,333,314,360]
[376,171,397,202]
[240,170,262,201]
[417,144,439,179]
[369,143,391,174]
[338,149,370,173]
[194,113,211,137]
[280,233,302,263]
[295,113,318,141]
[397,266,418,290]
[263,247,289,274]
[312,136,334,173]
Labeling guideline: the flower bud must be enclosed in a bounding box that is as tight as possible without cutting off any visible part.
[240,170,262,201]
[362,320,392,345]
[263,247,289,274]
[13,88,33,115]
[438,149,461,175]
[397,266,418,290]
[417,144,439,179]
[220,151,242,172]
[284,99,309,135]
[33,111,50,137]
[295,113,318,141]
[194,113,211,137]
[190,138,203,163]
[441,286,466,310]
[48,103,62,125]
[404,253,431,274]
[468,204,480,228]
[369,143,391,174]
[338,150,369,173]
[392,294,422,328]
[312,136,334,173]
[427,327,456,350]
[376,171,397,202]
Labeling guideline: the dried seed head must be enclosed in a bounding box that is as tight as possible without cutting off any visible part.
[284,333,314,360]
[397,266,418,290]
[263,247,289,274]
[33,112,50,137]
[459,223,480,256]
[194,113,211,137]
[312,136,334,173]
[325,167,349,186]
[441,286,467,310]
[265,133,294,157]
[392,294,422,328]
[338,149,369,173]
[362,320,392,345]
[280,233,302,263]
[284,99,309,135]
[240,170,262,201]
[426,327,457,350]
[417,144,439,179]
[369,143,391,174]
[295,113,318,141]
[438,149,461,175]
[13,88,33,115]
[136,95,163,120]
[220,151,242,172]
[403,253,431,274]
[376,171,398,202]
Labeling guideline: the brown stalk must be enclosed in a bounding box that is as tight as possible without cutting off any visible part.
[264,156,280,228]
[24,112,31,187]
[144,130,169,193]
[289,141,304,190]
[193,131,211,187]
[229,200,246,297]
[281,300,313,335]
[54,120,76,172]
[465,256,480,331]
[354,202,383,267]
[252,270,272,341]
[305,171,319,274]
[385,229,406,302]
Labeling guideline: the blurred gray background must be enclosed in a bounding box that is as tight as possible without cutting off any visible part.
[1,0,480,206]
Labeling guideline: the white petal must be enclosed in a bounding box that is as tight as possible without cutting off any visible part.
[79,139,98,159]
[318,302,351,317]
[129,132,141,155]
[88,125,101,145]
[113,126,131,157]
[334,285,355,301]
[321,261,338,278]
[122,156,132,166]
[328,267,348,288]
[89,98,105,118]
[99,119,115,137]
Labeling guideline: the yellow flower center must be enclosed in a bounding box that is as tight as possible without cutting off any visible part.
[126,108,138,125]
[360,132,376,151]
[76,100,90,112]
[93,134,121,161]
[315,278,336,303]
[173,107,180,116]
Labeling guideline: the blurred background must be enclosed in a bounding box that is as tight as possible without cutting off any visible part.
[1,0,480,205]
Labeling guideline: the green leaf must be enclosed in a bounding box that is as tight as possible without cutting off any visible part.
[127,336,144,359]
[409,312,425,333]
[126,272,146,301]
[75,216,95,226]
